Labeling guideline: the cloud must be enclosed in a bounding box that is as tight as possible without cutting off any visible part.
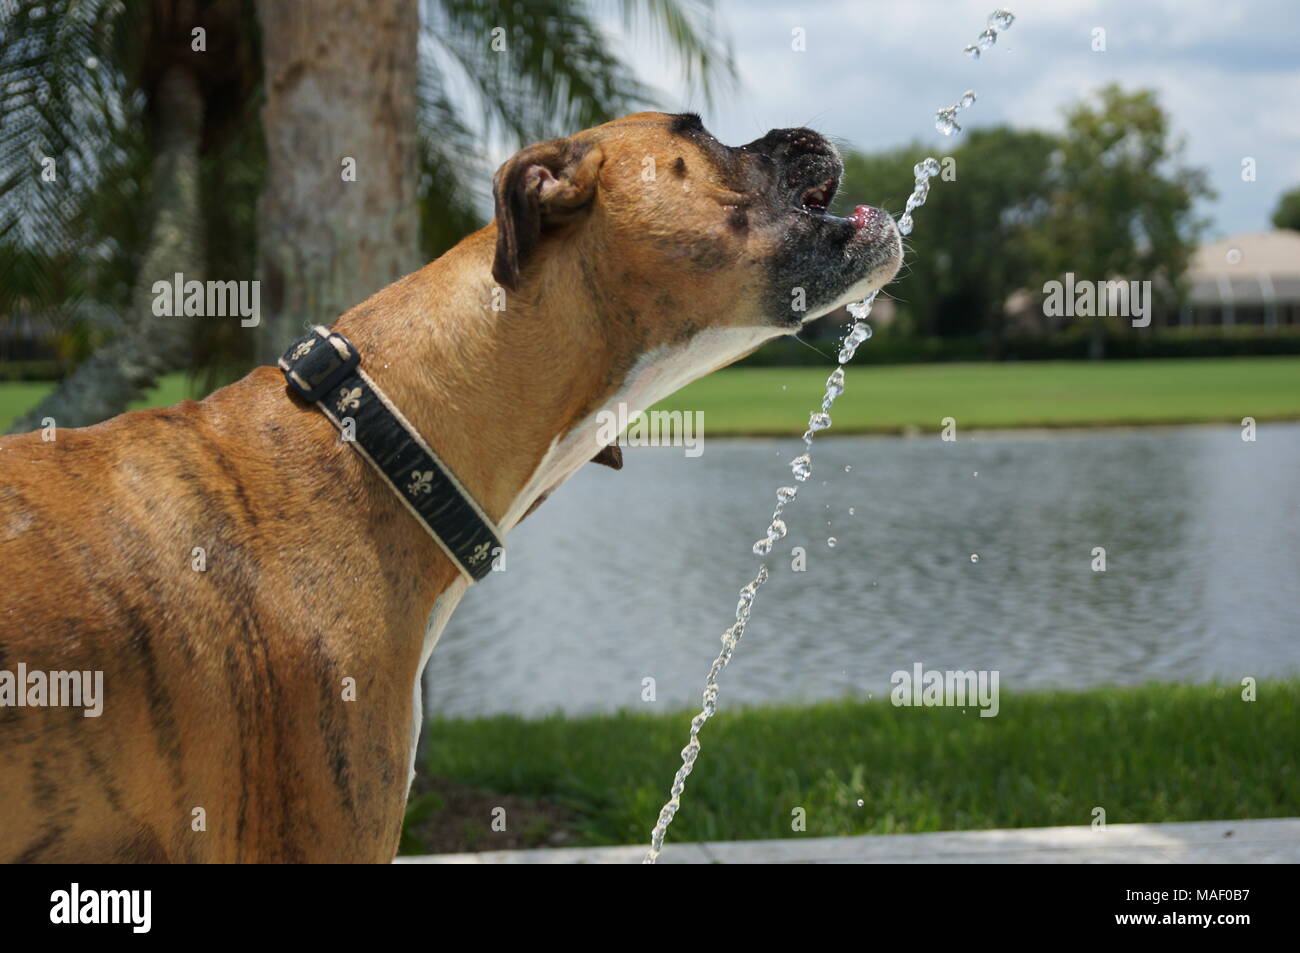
[610,0,1300,237]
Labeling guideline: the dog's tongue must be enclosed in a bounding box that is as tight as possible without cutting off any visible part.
[590,444,623,470]
[849,205,876,230]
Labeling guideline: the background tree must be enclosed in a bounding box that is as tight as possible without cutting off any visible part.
[1272,185,1300,232]
[1026,84,1213,358]
[2,0,258,432]
[837,127,1055,350]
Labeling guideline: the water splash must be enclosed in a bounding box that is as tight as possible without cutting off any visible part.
[644,565,769,862]
[962,8,1015,58]
[899,157,942,237]
[644,8,1017,865]
[938,9,1016,130]
[934,90,976,137]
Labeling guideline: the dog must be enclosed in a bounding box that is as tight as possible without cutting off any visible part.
[0,112,900,862]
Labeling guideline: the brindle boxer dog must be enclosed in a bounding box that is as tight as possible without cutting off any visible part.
[0,112,900,862]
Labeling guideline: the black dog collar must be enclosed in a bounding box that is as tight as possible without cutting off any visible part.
[278,325,503,582]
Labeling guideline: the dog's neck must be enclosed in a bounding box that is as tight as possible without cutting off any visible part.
[272,220,773,599]
[330,225,616,539]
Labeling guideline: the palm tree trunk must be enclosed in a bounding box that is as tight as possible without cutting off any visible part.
[9,65,204,434]
[253,0,421,363]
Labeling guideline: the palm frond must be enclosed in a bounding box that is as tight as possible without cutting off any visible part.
[416,53,491,256]
[0,0,138,325]
[426,0,651,144]
[611,0,735,105]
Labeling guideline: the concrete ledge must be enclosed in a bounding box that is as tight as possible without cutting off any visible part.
[395,818,1300,864]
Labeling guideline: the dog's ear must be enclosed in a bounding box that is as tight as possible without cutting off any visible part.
[491,141,603,291]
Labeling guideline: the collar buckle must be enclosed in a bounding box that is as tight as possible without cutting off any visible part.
[278,326,361,403]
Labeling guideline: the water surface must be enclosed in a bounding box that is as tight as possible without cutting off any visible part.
[425,423,1300,717]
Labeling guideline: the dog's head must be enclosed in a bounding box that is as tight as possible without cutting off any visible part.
[491,111,901,351]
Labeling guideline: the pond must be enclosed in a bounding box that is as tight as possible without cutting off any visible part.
[425,423,1300,717]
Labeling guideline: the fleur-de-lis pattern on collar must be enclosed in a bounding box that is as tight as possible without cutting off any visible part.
[336,386,362,413]
[278,326,503,583]
[406,470,434,496]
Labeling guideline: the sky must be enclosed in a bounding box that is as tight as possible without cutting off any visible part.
[596,0,1300,240]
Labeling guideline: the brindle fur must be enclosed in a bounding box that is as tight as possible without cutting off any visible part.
[0,113,899,862]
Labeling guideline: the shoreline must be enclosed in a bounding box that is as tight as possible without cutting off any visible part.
[649,414,1300,440]
[4,357,1298,435]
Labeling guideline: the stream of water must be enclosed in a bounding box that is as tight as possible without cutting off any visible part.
[643,8,1018,863]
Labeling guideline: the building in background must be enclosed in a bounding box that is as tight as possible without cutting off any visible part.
[1003,230,1300,333]
[1171,230,1300,328]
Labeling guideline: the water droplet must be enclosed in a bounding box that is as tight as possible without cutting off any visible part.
[848,507,856,516]
[790,454,812,481]
[898,213,914,235]
[919,157,941,177]
[825,366,845,399]
[970,553,980,563]
[959,89,977,109]
[844,465,852,472]
[847,292,877,319]
[839,319,874,363]
[735,585,760,622]
[935,108,961,136]
[776,486,797,504]
[1226,247,1243,265]
[808,412,832,432]
[963,44,980,59]
[976,28,997,50]
[988,9,1015,31]
[752,537,773,556]
[973,471,979,477]
[856,799,865,807]
[766,519,788,540]
[827,537,837,548]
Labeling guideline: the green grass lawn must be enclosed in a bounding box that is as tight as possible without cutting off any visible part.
[0,374,201,433]
[402,680,1300,853]
[653,357,1300,434]
[3,357,1297,435]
